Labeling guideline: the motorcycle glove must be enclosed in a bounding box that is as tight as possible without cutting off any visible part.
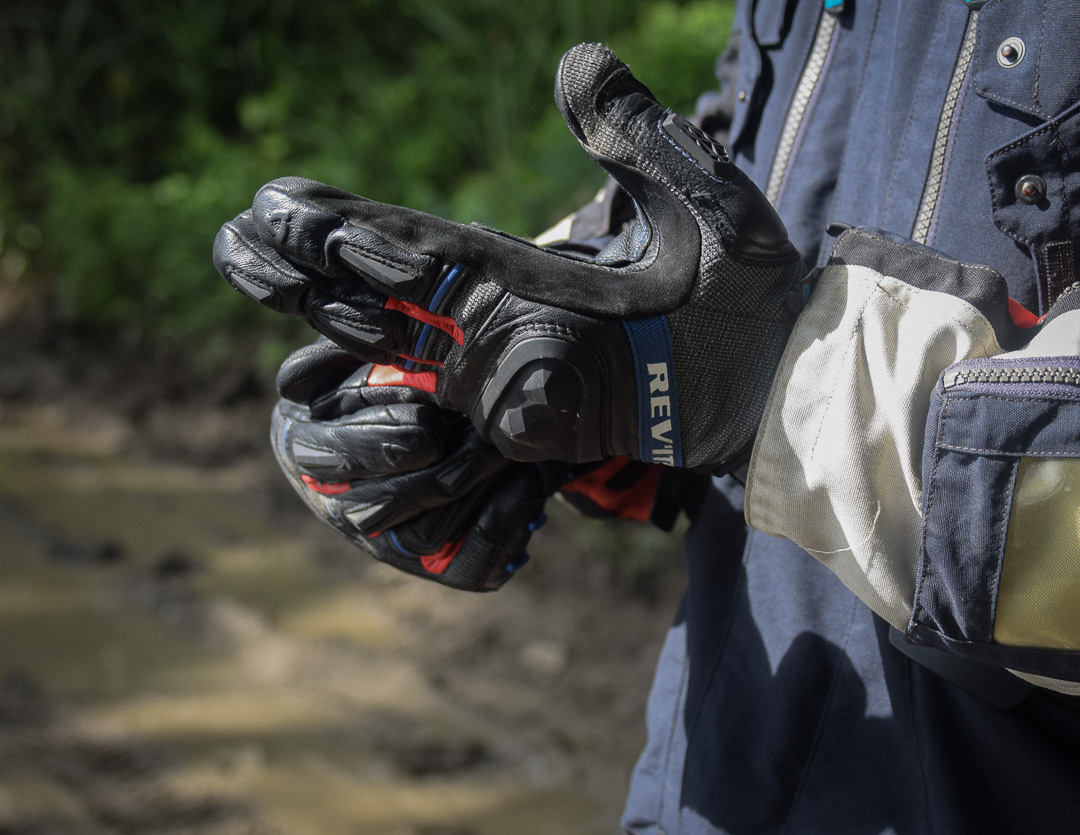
[275,337,707,589]
[273,337,563,590]
[215,43,807,473]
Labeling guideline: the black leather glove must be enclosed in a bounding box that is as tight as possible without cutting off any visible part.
[273,338,564,590]
[215,43,807,473]
[274,336,708,590]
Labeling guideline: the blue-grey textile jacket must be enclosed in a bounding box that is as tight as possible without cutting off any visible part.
[621,0,1080,832]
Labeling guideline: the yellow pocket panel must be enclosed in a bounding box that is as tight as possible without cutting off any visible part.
[995,457,1080,650]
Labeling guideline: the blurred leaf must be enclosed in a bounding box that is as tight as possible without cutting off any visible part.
[0,0,734,352]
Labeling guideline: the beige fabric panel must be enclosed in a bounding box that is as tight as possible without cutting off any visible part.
[744,262,1002,631]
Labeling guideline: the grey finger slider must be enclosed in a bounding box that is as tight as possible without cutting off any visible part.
[436,456,482,496]
[339,246,421,295]
[312,311,398,351]
[227,269,276,304]
[345,500,397,532]
[290,440,346,471]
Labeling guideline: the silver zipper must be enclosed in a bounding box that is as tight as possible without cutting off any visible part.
[943,365,1080,390]
[765,10,839,205]
[912,11,979,244]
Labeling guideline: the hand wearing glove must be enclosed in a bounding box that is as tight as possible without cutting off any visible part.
[272,337,561,590]
[214,43,808,473]
[273,336,708,590]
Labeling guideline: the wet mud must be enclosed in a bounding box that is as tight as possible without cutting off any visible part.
[0,404,685,834]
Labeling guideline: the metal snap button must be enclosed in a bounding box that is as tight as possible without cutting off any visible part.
[997,37,1026,68]
[1015,174,1046,204]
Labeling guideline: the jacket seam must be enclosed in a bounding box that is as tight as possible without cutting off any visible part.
[945,392,1080,405]
[1034,0,1047,115]
[816,0,884,265]
[987,459,1021,642]
[680,530,758,791]
[911,393,949,630]
[801,280,876,467]
[655,636,691,831]
[781,599,861,835]
[882,0,954,227]
[903,652,933,834]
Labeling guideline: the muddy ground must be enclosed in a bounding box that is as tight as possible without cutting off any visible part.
[0,313,687,834]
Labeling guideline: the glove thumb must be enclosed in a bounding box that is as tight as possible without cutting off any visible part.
[555,43,666,170]
[554,43,792,264]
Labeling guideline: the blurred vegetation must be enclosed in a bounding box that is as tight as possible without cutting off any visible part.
[0,0,733,373]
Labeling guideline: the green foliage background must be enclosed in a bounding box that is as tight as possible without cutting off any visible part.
[0,0,733,371]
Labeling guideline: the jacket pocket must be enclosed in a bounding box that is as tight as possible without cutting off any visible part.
[911,355,1080,681]
[974,0,1080,121]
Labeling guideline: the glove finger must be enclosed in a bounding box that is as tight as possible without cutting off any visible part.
[305,363,441,421]
[214,211,312,315]
[215,202,414,364]
[275,400,449,482]
[243,134,691,322]
[308,429,511,535]
[554,42,793,262]
[275,405,561,592]
[250,177,475,363]
[364,462,557,591]
[251,177,447,303]
[427,462,560,590]
[380,479,493,555]
[276,337,363,405]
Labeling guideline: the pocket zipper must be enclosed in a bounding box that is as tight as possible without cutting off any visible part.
[943,363,1080,391]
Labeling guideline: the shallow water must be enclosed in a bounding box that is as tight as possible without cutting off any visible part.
[0,409,673,834]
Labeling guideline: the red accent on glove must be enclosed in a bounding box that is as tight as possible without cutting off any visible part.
[560,456,660,522]
[420,535,466,574]
[366,364,439,392]
[300,474,352,495]
[384,297,465,346]
[1008,297,1044,330]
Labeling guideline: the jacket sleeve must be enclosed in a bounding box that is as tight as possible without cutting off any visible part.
[744,227,1080,695]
